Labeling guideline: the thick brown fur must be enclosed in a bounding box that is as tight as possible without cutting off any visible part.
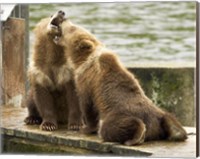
[55,13,187,145]
[24,11,82,131]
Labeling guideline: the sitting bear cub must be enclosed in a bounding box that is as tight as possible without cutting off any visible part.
[52,11,187,145]
[23,11,82,131]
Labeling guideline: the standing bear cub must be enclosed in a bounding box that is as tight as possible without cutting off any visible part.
[23,11,82,131]
[53,11,187,145]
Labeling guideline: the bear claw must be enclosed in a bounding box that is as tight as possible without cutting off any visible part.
[40,121,57,131]
[24,116,42,125]
[68,124,81,131]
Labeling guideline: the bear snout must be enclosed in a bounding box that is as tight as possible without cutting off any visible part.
[58,10,65,16]
[50,10,66,28]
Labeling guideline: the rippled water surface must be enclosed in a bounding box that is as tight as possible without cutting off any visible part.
[29,2,196,66]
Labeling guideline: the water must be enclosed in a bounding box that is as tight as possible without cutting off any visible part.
[29,2,196,66]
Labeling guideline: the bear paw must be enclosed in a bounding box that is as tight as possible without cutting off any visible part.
[40,121,58,131]
[24,116,42,125]
[68,122,83,131]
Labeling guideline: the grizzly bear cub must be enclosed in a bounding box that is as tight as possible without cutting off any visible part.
[53,11,187,145]
[23,11,82,131]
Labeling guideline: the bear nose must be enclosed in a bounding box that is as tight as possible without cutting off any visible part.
[58,10,65,16]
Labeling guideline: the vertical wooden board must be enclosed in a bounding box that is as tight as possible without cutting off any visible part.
[2,18,25,106]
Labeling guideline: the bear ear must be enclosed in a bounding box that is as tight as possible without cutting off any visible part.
[75,39,94,54]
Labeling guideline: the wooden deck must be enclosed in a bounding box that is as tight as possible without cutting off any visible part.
[0,105,196,157]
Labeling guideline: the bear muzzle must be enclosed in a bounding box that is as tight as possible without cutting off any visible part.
[50,10,66,29]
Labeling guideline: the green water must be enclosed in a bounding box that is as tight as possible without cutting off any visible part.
[29,2,196,66]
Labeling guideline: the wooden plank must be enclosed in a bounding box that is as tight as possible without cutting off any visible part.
[2,18,25,106]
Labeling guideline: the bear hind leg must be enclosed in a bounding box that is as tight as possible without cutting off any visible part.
[81,105,99,134]
[124,119,146,146]
[66,81,83,131]
[99,113,146,146]
[23,90,42,125]
[34,84,58,131]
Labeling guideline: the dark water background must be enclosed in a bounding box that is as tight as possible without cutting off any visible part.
[29,2,196,66]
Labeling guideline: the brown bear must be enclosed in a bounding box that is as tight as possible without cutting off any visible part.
[53,11,187,145]
[23,11,82,131]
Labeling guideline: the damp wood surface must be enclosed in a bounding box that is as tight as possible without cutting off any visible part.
[0,105,196,157]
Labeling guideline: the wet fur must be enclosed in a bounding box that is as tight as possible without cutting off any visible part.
[57,16,187,144]
[24,13,81,131]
